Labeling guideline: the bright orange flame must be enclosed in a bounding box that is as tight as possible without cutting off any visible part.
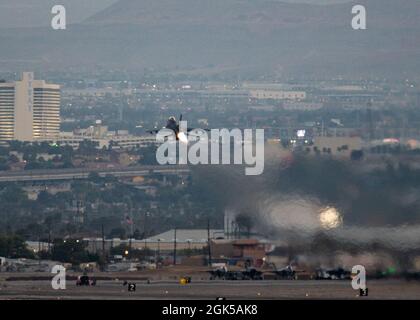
[319,207,342,229]
[177,132,188,144]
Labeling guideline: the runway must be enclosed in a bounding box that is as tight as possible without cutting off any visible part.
[1,279,419,300]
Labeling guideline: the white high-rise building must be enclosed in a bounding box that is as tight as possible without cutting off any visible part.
[0,72,60,142]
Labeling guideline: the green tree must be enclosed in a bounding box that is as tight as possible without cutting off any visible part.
[51,239,98,264]
[0,234,34,258]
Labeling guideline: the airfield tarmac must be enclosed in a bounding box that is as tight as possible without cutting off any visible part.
[1,278,420,300]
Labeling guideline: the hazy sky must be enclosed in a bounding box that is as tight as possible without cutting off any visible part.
[0,0,351,28]
[281,0,348,2]
[0,0,118,28]
[3,0,418,77]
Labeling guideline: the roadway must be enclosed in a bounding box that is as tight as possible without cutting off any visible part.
[0,165,190,182]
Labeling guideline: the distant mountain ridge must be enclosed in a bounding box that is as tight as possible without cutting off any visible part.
[84,0,420,28]
[0,0,118,28]
[0,0,419,77]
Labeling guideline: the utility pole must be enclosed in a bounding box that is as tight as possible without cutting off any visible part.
[231,220,235,240]
[128,238,132,261]
[128,200,133,261]
[367,101,374,141]
[144,211,149,250]
[48,230,51,254]
[157,239,161,268]
[207,219,212,267]
[101,224,106,267]
[119,88,124,122]
[38,232,41,266]
[173,228,177,265]
[226,217,230,240]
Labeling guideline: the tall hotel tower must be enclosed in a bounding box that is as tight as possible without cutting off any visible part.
[0,72,60,141]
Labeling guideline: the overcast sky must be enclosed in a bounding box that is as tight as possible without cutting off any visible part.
[0,0,118,28]
[0,0,353,28]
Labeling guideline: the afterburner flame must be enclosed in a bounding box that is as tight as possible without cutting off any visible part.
[177,131,188,144]
[319,206,342,229]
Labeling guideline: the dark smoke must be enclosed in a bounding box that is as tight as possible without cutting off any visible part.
[190,144,420,269]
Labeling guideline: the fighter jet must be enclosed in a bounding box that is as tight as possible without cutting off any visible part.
[272,264,298,280]
[148,114,208,143]
[208,265,263,280]
[315,267,351,280]
[262,263,304,280]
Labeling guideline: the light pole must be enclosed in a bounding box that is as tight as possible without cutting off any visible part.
[157,238,161,268]
[173,228,177,266]
[187,239,192,257]
[144,211,150,250]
